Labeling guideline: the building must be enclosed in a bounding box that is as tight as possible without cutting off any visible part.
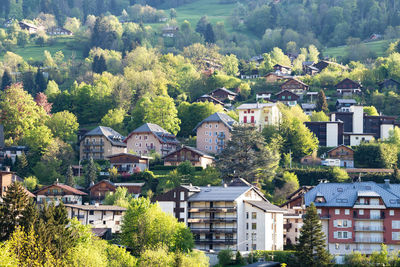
[326,145,354,168]
[47,27,73,36]
[80,126,126,161]
[305,180,400,263]
[0,167,34,201]
[124,123,180,156]
[65,204,126,234]
[305,121,344,147]
[379,79,400,91]
[194,112,236,154]
[301,103,316,116]
[209,88,237,102]
[196,94,225,106]
[256,92,272,101]
[264,73,289,84]
[314,60,347,73]
[275,90,299,107]
[163,146,214,168]
[162,25,178,37]
[280,78,309,95]
[237,103,281,130]
[335,78,362,96]
[336,99,357,112]
[280,186,313,245]
[154,184,201,223]
[273,64,292,75]
[107,153,150,174]
[302,61,318,75]
[89,179,144,202]
[35,182,87,205]
[18,21,39,34]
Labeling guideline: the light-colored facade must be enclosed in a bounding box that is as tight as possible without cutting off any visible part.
[65,204,126,233]
[237,103,281,131]
[107,153,150,174]
[36,183,87,205]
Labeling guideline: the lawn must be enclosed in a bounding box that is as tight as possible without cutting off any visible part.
[323,39,394,59]
[0,36,84,62]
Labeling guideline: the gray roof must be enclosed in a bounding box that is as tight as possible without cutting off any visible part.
[65,204,127,211]
[128,123,179,145]
[162,146,215,159]
[211,87,238,96]
[181,185,202,192]
[84,126,126,147]
[193,112,236,131]
[301,103,316,110]
[305,181,400,208]
[302,61,314,66]
[236,103,276,110]
[188,186,251,202]
[245,200,286,213]
[336,99,357,104]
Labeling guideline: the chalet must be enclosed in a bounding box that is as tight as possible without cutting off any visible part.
[0,167,34,201]
[79,126,126,161]
[124,123,180,156]
[107,153,151,174]
[209,87,237,102]
[264,72,285,83]
[336,99,357,112]
[256,92,272,101]
[280,78,309,95]
[314,60,347,72]
[276,90,299,107]
[326,145,354,168]
[163,146,214,168]
[194,112,236,154]
[335,78,362,96]
[301,103,316,116]
[162,25,178,37]
[35,182,87,205]
[379,78,400,91]
[300,154,322,166]
[250,55,264,65]
[19,21,39,34]
[47,27,73,36]
[273,64,292,75]
[302,61,315,75]
[89,180,145,201]
[196,94,225,106]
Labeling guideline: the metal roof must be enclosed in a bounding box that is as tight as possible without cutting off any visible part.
[193,112,236,132]
[245,200,286,213]
[188,186,251,202]
[126,123,179,145]
[84,126,126,147]
[236,103,277,110]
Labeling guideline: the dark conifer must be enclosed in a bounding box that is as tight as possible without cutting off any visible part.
[1,70,12,90]
[35,68,47,93]
[204,23,215,43]
[65,165,75,186]
[316,89,328,113]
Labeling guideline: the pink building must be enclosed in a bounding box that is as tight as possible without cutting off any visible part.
[194,112,236,154]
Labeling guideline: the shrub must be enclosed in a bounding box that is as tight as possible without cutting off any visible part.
[218,249,233,266]
[235,251,245,265]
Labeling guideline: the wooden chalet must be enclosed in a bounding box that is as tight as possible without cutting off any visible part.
[280,78,309,95]
[163,146,214,169]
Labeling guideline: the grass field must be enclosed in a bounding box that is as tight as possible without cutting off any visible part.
[323,39,394,59]
[0,36,84,62]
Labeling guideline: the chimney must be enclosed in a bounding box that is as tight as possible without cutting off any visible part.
[384,179,390,187]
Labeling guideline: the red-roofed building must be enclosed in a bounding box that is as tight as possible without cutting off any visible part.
[35,182,87,205]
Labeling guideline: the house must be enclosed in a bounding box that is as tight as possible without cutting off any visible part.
[158,179,285,252]
[209,87,237,102]
[256,92,272,101]
[18,21,39,34]
[280,186,313,245]
[196,94,225,106]
[273,64,292,75]
[379,79,400,91]
[79,126,126,161]
[0,146,28,165]
[124,123,179,156]
[314,60,347,72]
[153,184,201,223]
[47,27,73,36]
[163,146,214,168]
[65,204,126,234]
[162,25,178,37]
[305,180,400,263]
[300,154,322,166]
[275,90,299,107]
[35,182,87,205]
[302,61,317,75]
[0,167,34,201]
[264,72,287,84]
[194,112,236,154]
[89,179,144,201]
[107,153,150,174]
[336,99,357,112]
[305,121,344,147]
[326,145,354,168]
[301,103,316,116]
[280,78,309,95]
[335,78,362,96]
[237,103,281,131]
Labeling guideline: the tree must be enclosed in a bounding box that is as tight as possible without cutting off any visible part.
[1,70,12,90]
[104,187,132,208]
[15,152,28,178]
[85,157,98,186]
[93,55,107,74]
[24,176,38,191]
[35,92,52,114]
[330,167,349,182]
[235,251,245,265]
[354,142,397,169]
[65,165,75,186]
[44,80,61,100]
[35,69,47,93]
[216,125,280,183]
[46,111,79,143]
[17,30,29,47]
[316,90,328,112]
[204,23,215,43]
[101,108,126,134]
[273,172,300,205]
[310,111,329,122]
[308,45,320,62]
[218,249,233,266]
[195,16,209,36]
[296,203,332,266]
[364,106,379,116]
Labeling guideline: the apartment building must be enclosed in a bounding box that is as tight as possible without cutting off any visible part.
[79,126,126,161]
[65,204,126,234]
[194,112,236,154]
[124,123,180,156]
[156,179,285,252]
[305,180,400,263]
[237,103,281,131]
[35,182,87,205]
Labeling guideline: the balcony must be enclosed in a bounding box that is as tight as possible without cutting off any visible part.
[190,228,237,233]
[353,214,385,220]
[189,207,236,213]
[319,215,330,219]
[73,215,84,219]
[83,141,104,146]
[187,217,237,223]
[354,237,385,243]
[44,192,65,196]
[166,158,200,162]
[63,200,79,204]
[354,226,384,232]
[195,239,237,245]
[284,223,292,230]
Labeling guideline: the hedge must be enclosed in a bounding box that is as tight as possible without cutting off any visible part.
[150,165,203,171]
[253,250,296,264]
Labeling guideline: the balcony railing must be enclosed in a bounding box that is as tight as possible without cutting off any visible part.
[354,237,384,243]
[189,207,236,213]
[187,217,237,223]
[194,239,237,245]
[190,228,237,233]
[165,158,200,162]
[72,215,85,219]
[353,212,384,220]
[84,141,104,146]
[44,192,65,196]
[319,215,330,219]
[354,226,384,232]
[63,200,79,204]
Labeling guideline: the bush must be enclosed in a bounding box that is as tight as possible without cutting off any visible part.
[253,250,296,264]
[235,251,245,265]
[150,165,177,171]
[218,249,233,266]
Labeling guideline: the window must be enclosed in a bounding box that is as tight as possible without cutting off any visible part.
[246,233,249,240]
[246,244,249,251]
[246,223,249,230]
[317,209,322,214]
[252,233,256,241]
[345,209,350,215]
[392,232,400,241]
[103,221,106,225]
[252,244,257,250]
[103,211,106,215]
[252,212,257,219]
[390,210,395,216]
[246,212,249,219]
[335,209,340,215]
[343,220,348,227]
[116,221,120,225]
[215,124,218,128]
[252,223,257,230]
[89,220,94,224]
[180,192,185,200]
[359,209,364,215]
[392,220,400,229]
[338,232,342,238]
[89,211,94,215]
[343,232,348,238]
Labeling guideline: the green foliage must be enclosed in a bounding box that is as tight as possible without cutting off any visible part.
[23,176,38,191]
[101,108,126,134]
[46,111,79,143]
[354,142,398,169]
[218,249,233,266]
[235,251,246,265]
[316,90,328,112]
[309,111,329,122]
[330,167,350,182]
[363,106,379,116]
[272,171,300,205]
[253,250,296,264]
[103,186,132,208]
[65,165,75,186]
[85,157,99,186]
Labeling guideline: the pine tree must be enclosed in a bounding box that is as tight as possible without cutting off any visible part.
[296,203,332,267]
[16,152,29,178]
[92,55,107,74]
[316,90,328,113]
[65,165,75,186]
[0,182,31,241]
[85,157,98,186]
[204,23,215,43]
[1,70,12,90]
[35,68,47,93]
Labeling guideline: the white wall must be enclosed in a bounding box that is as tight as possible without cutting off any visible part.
[350,135,374,146]
[157,201,175,216]
[350,106,364,134]
[326,123,339,147]
[381,124,394,140]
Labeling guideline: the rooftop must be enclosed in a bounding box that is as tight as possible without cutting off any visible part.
[84,126,126,147]
[65,204,127,211]
[163,145,215,159]
[193,112,236,131]
[245,200,286,213]
[236,103,277,110]
[188,186,251,202]
[125,123,179,145]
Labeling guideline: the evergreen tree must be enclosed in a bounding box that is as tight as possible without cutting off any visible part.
[316,90,328,113]
[16,152,29,178]
[65,165,75,186]
[195,16,209,36]
[85,157,98,186]
[296,203,332,267]
[0,182,31,241]
[92,55,107,74]
[204,23,215,43]
[1,70,12,90]
[35,69,47,93]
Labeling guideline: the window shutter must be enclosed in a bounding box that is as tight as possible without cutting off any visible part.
[334,231,338,238]
[348,220,352,228]
[333,220,338,227]
[348,232,352,239]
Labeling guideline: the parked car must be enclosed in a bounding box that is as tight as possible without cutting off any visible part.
[322,159,340,167]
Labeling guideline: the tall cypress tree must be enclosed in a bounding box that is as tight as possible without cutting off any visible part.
[296,203,332,266]
[204,23,215,43]
[316,89,328,113]
[65,165,75,186]
[35,68,47,93]
[85,157,98,186]
[1,70,12,90]
[16,152,29,178]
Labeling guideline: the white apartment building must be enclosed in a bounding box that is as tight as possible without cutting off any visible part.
[237,103,281,131]
[65,204,126,234]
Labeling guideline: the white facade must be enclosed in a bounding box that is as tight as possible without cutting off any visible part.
[237,103,281,131]
[326,123,339,147]
[349,134,374,146]
[350,106,364,134]
[37,194,83,205]
[381,124,394,140]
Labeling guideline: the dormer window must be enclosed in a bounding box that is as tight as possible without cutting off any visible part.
[315,196,326,203]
